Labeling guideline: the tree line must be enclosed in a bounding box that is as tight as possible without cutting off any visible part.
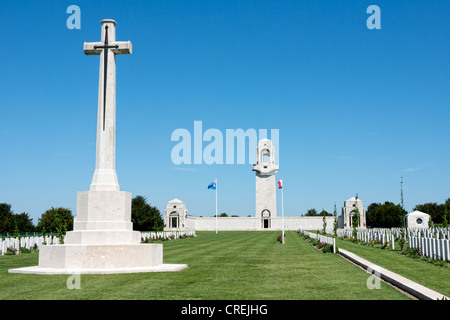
[303,208,334,217]
[0,195,164,235]
[367,198,450,228]
[302,198,450,228]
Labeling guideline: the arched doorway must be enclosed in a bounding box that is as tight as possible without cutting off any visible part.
[169,211,179,228]
[261,209,271,229]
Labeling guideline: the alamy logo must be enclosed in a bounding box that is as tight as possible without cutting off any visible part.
[366,5,381,30]
[66,273,81,290]
[171,121,279,165]
[366,266,381,290]
[66,5,81,30]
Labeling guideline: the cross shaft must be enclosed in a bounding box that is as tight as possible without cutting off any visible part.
[83,19,132,191]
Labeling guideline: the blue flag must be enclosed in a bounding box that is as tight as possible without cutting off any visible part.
[208,179,217,190]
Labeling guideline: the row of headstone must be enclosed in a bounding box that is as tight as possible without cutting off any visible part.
[1,237,20,255]
[336,229,353,238]
[140,230,197,242]
[299,229,336,253]
[336,227,450,243]
[356,231,396,249]
[408,236,450,262]
[405,227,450,239]
[337,228,401,242]
[0,236,62,255]
[333,227,450,254]
[1,230,197,255]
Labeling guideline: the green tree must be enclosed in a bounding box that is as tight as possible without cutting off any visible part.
[413,202,442,224]
[442,209,448,229]
[322,211,327,233]
[443,199,450,217]
[366,202,407,228]
[399,228,406,251]
[366,202,381,227]
[352,194,360,240]
[400,174,404,211]
[305,209,319,216]
[0,203,14,233]
[412,199,450,225]
[52,208,68,242]
[37,207,73,232]
[219,212,229,217]
[333,203,338,236]
[13,222,20,238]
[12,212,35,233]
[319,209,332,216]
[131,195,164,231]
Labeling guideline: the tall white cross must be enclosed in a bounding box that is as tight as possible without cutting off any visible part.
[83,19,132,191]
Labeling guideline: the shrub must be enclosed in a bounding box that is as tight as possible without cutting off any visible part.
[402,247,422,259]
[19,247,31,254]
[298,232,310,241]
[321,244,333,253]
[5,247,16,255]
[432,259,446,267]
[398,229,406,251]
[298,232,336,253]
[316,242,326,249]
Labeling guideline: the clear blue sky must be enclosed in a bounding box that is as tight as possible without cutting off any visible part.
[1,1,450,224]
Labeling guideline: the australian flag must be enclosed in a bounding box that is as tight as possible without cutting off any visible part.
[208,179,217,190]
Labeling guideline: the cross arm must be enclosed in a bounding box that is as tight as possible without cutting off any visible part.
[83,41,132,55]
[83,42,103,55]
[111,41,132,55]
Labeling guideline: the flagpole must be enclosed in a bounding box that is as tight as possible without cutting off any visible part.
[215,178,218,234]
[281,178,284,244]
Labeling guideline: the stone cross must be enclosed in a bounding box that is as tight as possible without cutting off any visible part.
[83,19,132,191]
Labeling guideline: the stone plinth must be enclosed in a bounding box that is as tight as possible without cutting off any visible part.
[64,190,141,245]
[38,244,163,269]
[73,191,133,230]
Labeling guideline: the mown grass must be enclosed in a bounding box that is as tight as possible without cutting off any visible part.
[0,231,409,300]
[336,238,450,297]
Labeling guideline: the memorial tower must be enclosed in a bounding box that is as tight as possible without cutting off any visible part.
[252,139,279,229]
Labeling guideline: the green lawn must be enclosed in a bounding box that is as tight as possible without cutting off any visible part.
[0,231,409,300]
[336,239,450,297]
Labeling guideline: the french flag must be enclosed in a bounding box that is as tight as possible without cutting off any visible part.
[277,179,283,189]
